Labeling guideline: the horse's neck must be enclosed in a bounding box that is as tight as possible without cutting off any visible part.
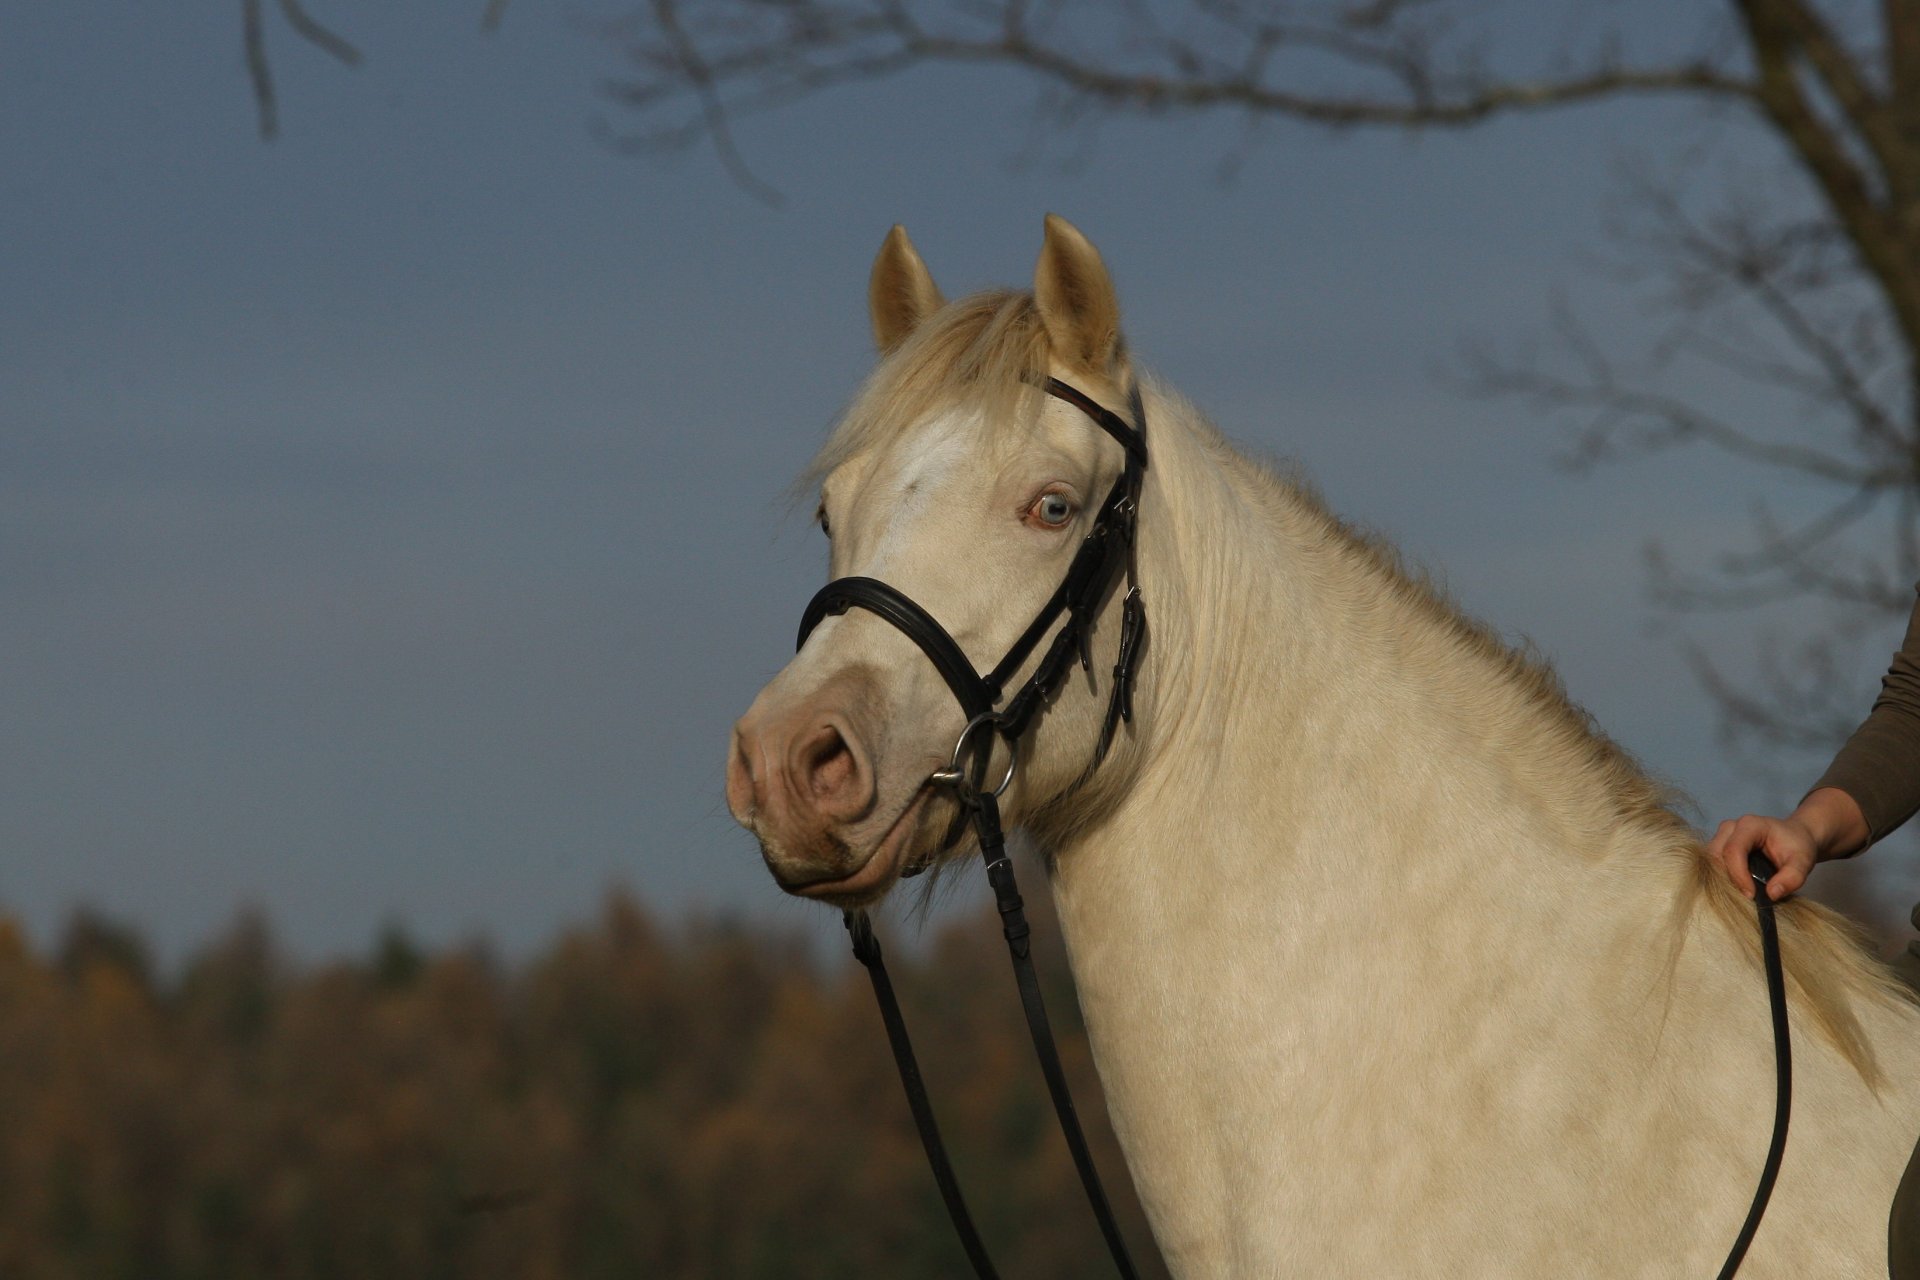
[1041,400,1701,1250]
[1037,391,1918,1276]
[1063,394,1690,922]
[1053,397,1480,960]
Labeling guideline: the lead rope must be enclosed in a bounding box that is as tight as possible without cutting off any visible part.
[1715,852,1792,1279]
[843,911,1000,1279]
[842,783,1143,1280]
[973,788,1143,1280]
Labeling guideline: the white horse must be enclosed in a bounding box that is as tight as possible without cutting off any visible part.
[725,215,1920,1277]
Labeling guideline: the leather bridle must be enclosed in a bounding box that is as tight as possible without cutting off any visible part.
[795,374,1149,1279]
[786,375,1791,1280]
[797,376,1148,759]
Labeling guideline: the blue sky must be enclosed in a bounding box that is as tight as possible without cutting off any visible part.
[5,2,1912,962]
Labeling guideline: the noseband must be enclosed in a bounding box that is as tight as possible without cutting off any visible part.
[786,376,1791,1280]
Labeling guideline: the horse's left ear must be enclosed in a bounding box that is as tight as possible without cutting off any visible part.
[1034,214,1123,375]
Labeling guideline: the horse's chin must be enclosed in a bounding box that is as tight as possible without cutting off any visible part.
[775,788,935,908]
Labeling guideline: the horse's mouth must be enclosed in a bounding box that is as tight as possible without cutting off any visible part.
[778,789,932,906]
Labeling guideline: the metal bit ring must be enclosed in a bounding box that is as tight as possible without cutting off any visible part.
[927,711,1017,797]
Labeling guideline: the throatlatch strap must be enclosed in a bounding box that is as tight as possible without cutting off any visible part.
[843,912,999,1280]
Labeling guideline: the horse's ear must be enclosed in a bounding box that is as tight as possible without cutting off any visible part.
[1034,213,1122,375]
[869,225,945,355]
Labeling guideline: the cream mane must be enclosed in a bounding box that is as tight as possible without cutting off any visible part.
[1353,446,1903,1054]
[1156,375,1913,1085]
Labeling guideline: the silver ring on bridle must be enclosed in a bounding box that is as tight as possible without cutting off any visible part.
[928,711,1017,798]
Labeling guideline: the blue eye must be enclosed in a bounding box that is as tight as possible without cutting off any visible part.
[1033,493,1076,527]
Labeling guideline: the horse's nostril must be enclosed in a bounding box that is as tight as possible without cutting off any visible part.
[803,725,856,800]
[792,721,874,823]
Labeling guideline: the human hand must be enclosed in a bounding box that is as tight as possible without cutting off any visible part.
[1705,814,1818,901]
[1705,787,1869,901]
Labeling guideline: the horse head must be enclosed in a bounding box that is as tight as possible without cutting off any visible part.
[726,215,1145,905]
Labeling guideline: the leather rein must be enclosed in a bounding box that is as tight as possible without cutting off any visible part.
[789,376,1790,1279]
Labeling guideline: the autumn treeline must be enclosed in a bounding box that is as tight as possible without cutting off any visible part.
[0,886,1167,1279]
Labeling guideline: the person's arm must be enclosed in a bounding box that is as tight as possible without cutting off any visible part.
[1708,586,1920,899]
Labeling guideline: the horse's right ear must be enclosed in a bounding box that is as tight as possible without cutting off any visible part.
[869,225,945,355]
[1034,213,1122,375]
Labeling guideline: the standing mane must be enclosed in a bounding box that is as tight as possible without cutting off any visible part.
[1177,388,1914,1082]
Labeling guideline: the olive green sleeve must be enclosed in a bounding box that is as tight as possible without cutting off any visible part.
[1811,586,1920,845]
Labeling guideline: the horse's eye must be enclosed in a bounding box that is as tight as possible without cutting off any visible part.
[816,507,831,538]
[1032,493,1076,528]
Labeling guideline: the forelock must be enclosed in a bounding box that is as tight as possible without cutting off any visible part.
[801,291,1050,491]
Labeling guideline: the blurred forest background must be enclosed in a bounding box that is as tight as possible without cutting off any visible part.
[13,0,1920,1274]
[0,884,1160,1278]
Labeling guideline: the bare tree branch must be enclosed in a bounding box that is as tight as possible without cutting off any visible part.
[276,0,361,67]
[909,35,1744,124]
[1684,634,1868,755]
[1461,307,1890,486]
[241,0,359,140]
[1617,176,1908,455]
[599,0,1754,197]
[239,1,503,139]
[631,0,786,204]
[1770,0,1907,196]
[1736,0,1920,356]
[599,0,1920,777]
[1888,0,1920,147]
[242,0,277,141]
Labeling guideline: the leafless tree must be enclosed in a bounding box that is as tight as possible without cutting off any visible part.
[238,0,511,139]
[607,2,1920,796]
